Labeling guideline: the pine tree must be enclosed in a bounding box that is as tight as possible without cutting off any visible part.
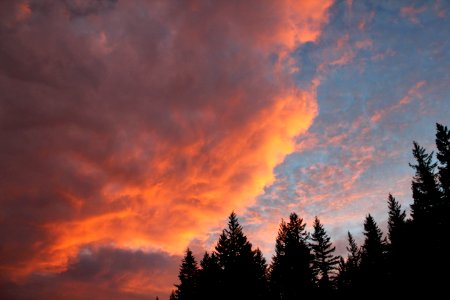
[435,123,450,288]
[198,252,222,300]
[386,194,409,289]
[409,142,441,225]
[253,248,269,300]
[387,194,407,247]
[346,232,360,269]
[360,214,385,292]
[336,232,361,293]
[269,213,313,300]
[310,217,340,292]
[436,123,450,201]
[436,123,450,235]
[215,212,267,300]
[409,141,442,291]
[173,248,199,300]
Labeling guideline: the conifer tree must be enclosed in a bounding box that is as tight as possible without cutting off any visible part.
[386,194,409,289]
[336,232,361,293]
[198,252,221,300]
[409,141,442,290]
[215,212,267,300]
[434,123,450,287]
[253,248,270,300]
[173,248,199,300]
[269,213,313,299]
[387,194,407,247]
[436,123,450,235]
[409,142,441,225]
[360,214,385,291]
[310,216,339,291]
[436,123,450,201]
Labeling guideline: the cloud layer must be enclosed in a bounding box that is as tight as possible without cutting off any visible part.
[0,0,332,298]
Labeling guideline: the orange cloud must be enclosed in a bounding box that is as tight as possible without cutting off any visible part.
[0,0,332,297]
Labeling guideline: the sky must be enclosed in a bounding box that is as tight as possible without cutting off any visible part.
[0,0,449,299]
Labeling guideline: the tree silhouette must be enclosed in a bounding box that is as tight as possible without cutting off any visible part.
[197,252,221,300]
[269,213,313,299]
[253,248,270,300]
[436,123,450,201]
[215,212,267,300]
[386,194,409,290]
[336,232,361,294]
[310,216,339,292]
[409,141,443,290]
[387,194,407,245]
[172,248,199,300]
[360,214,385,292]
[434,123,450,289]
[410,142,441,225]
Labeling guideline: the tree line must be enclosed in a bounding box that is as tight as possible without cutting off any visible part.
[170,123,450,299]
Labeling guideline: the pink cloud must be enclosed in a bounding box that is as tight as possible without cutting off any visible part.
[0,0,333,297]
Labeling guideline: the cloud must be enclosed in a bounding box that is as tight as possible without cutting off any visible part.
[0,246,181,300]
[0,0,332,297]
[370,80,426,124]
[400,5,427,24]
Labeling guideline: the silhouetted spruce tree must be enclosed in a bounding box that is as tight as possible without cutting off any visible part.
[169,291,176,300]
[198,251,222,300]
[310,216,339,292]
[215,212,268,300]
[360,214,386,292]
[436,123,450,202]
[269,213,313,300]
[387,194,407,246]
[409,141,442,290]
[436,123,450,235]
[435,123,450,287]
[336,232,361,294]
[410,142,441,225]
[173,248,199,300]
[253,248,270,300]
[386,194,409,289]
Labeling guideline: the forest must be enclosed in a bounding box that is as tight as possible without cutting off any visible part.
[170,123,450,299]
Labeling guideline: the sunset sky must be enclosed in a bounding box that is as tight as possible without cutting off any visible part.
[1,0,449,299]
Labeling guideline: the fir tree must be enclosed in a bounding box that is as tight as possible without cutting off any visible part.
[173,248,199,300]
[336,232,361,293]
[386,194,409,289]
[269,213,313,300]
[360,214,385,292]
[409,141,442,290]
[253,248,270,300]
[310,216,339,291]
[198,252,222,300]
[435,123,450,235]
[387,194,407,246]
[436,123,450,201]
[434,123,450,287]
[215,212,267,300]
[409,142,441,225]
